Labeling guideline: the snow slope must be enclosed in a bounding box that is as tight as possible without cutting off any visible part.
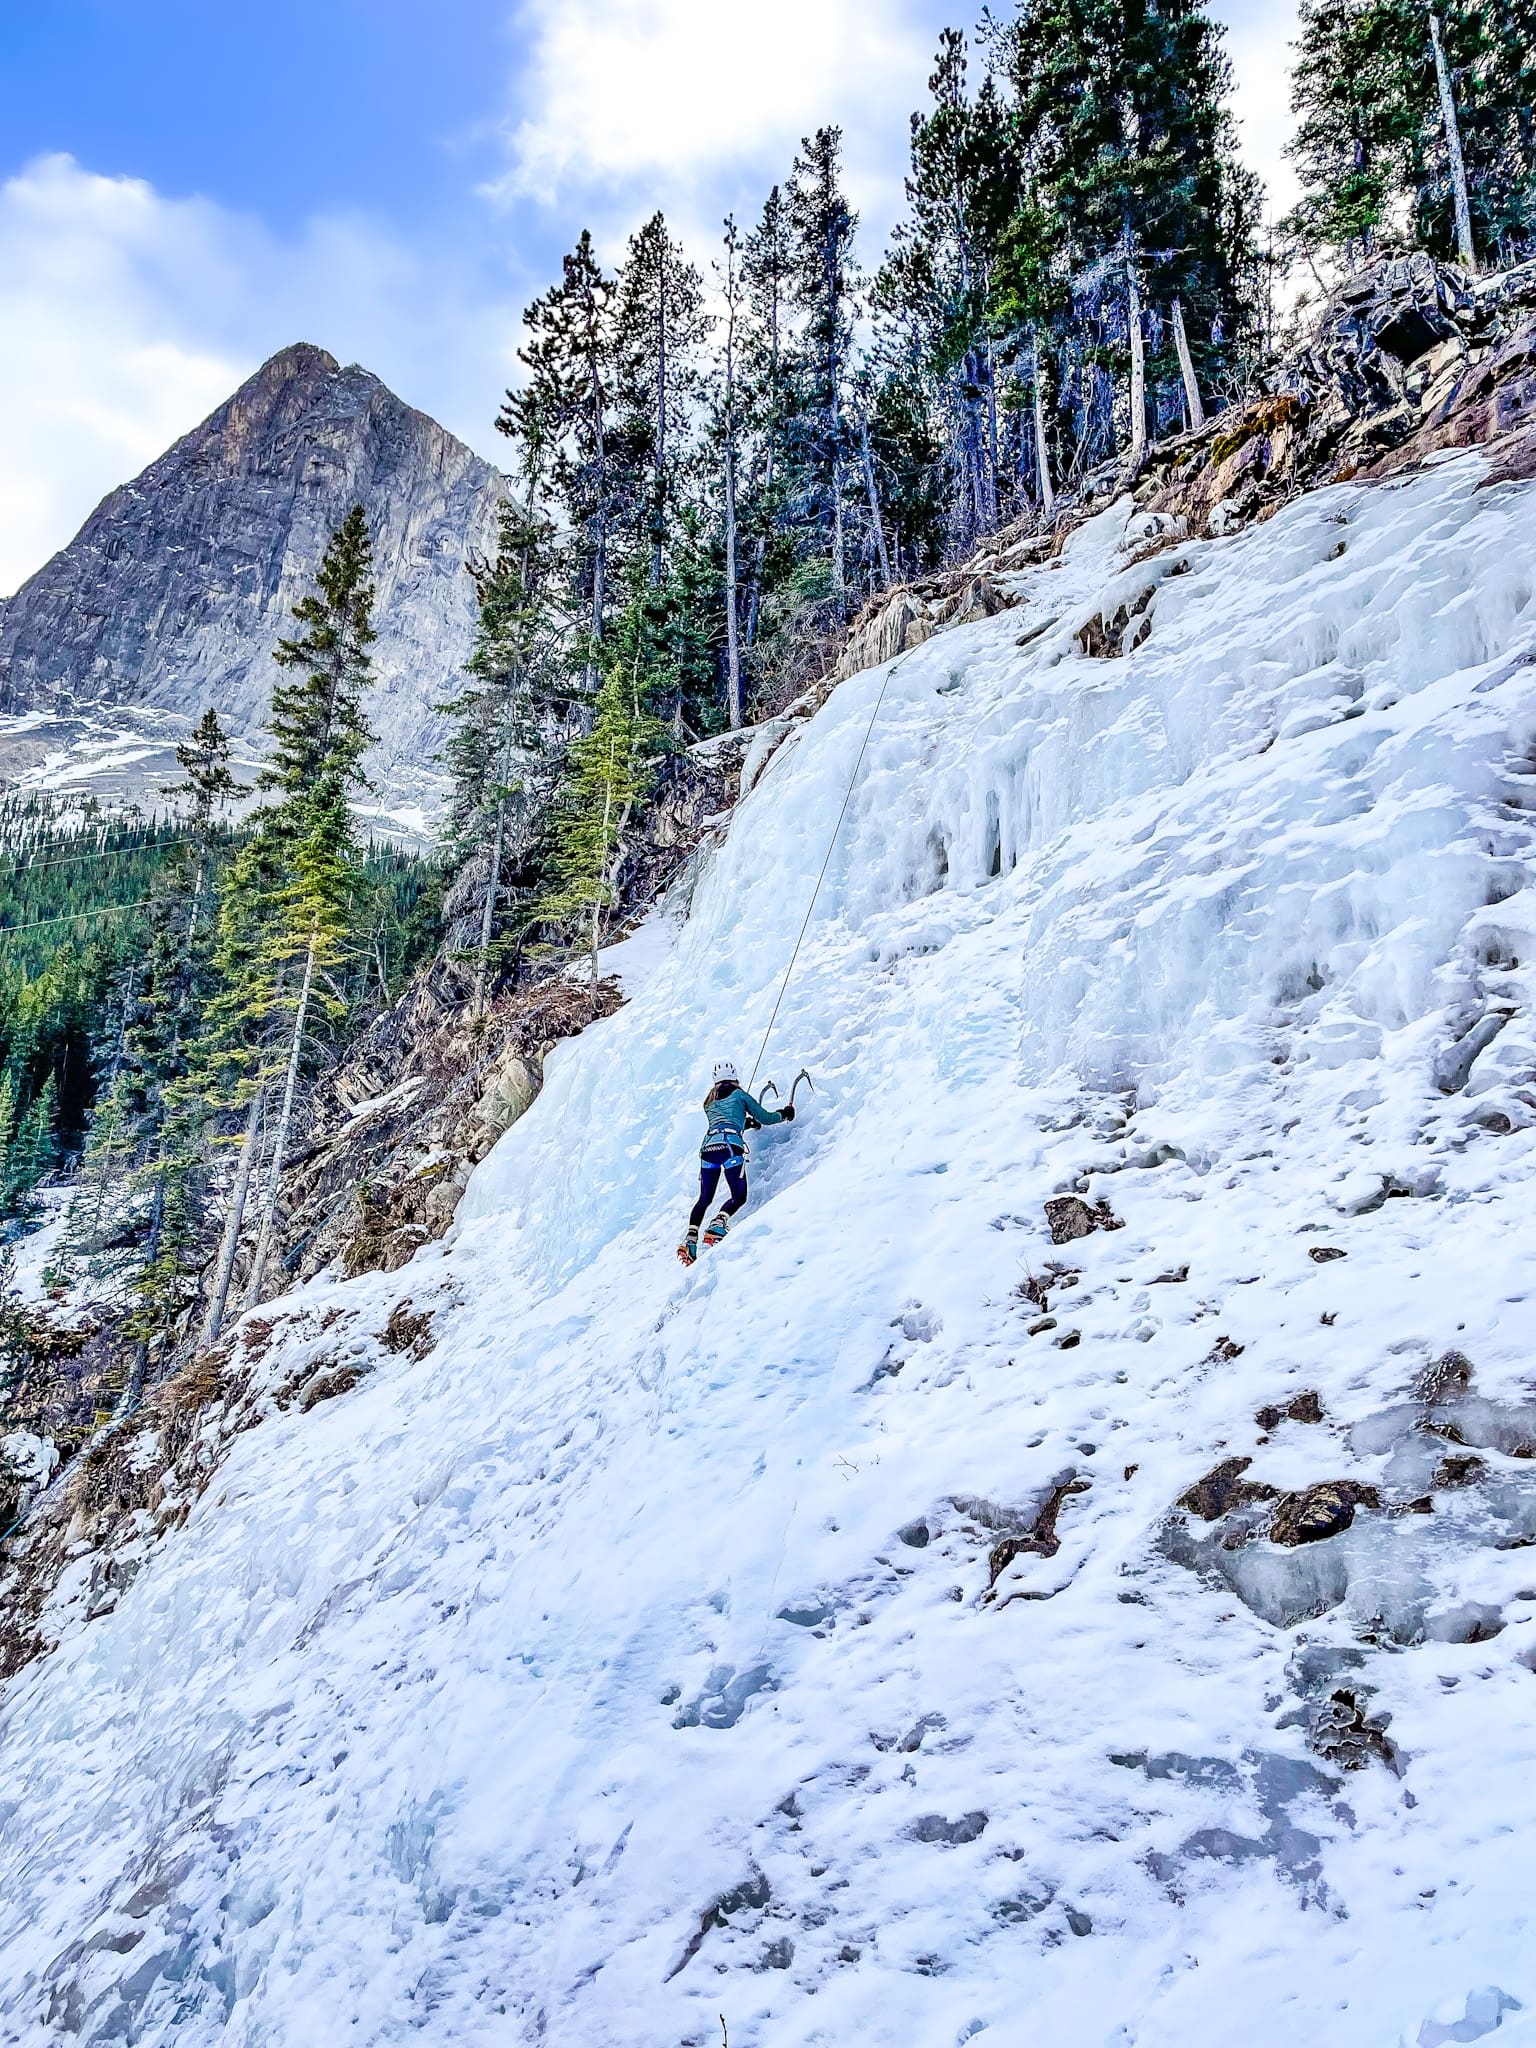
[4,461,1536,2047]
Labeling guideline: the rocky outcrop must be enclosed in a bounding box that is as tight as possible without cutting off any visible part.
[1143,252,1536,532]
[0,345,505,811]
[836,255,1536,687]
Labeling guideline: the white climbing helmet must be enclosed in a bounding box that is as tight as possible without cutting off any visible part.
[712,1058,739,1087]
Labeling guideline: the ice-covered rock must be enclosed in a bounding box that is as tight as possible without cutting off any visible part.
[3,454,1536,2045]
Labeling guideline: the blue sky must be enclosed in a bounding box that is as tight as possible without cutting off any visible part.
[0,0,1300,598]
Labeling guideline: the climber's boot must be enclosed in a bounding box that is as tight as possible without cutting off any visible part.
[701,1212,732,1251]
[677,1228,699,1267]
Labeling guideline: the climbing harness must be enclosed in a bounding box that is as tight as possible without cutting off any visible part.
[745,653,912,1090]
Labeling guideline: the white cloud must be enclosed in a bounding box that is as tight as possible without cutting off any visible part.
[1211,0,1302,218]
[0,155,522,600]
[495,0,934,248]
[0,157,243,598]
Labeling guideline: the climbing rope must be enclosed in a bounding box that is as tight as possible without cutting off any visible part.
[747,652,910,1089]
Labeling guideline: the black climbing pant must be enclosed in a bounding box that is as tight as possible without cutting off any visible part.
[690,1149,748,1229]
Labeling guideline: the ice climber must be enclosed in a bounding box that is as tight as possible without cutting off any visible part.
[677,1058,794,1265]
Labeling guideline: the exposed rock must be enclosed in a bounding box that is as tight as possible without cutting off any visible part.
[1309,1688,1399,1773]
[1178,1456,1278,1522]
[986,1472,1091,1582]
[1414,1349,1474,1404]
[1430,1453,1485,1490]
[1140,255,1536,537]
[1308,1246,1347,1264]
[0,344,505,813]
[1044,1194,1122,1245]
[1269,1481,1381,1547]
[834,570,1022,685]
[1256,1391,1325,1431]
[381,1305,435,1361]
[299,1364,366,1413]
[907,1811,988,1846]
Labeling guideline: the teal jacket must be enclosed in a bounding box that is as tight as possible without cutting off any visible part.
[702,1085,784,1157]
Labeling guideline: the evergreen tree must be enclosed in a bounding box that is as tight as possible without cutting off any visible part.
[1285,0,1535,269]
[0,1069,14,1216]
[1284,0,1419,261]
[440,467,568,1009]
[1004,0,1259,466]
[877,33,1022,545]
[788,128,861,609]
[615,212,710,586]
[265,505,377,800]
[8,1075,57,1216]
[716,215,747,729]
[197,512,379,1333]
[741,184,797,654]
[520,233,621,685]
[538,584,663,1007]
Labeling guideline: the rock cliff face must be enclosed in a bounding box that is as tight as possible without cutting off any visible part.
[0,344,505,814]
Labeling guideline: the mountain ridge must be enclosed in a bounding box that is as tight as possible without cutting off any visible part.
[0,344,506,815]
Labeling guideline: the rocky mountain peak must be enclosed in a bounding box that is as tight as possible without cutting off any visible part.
[0,345,506,823]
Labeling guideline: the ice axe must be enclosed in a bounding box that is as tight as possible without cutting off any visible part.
[759,1069,815,1113]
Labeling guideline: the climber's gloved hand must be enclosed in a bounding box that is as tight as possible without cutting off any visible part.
[781,1103,796,1122]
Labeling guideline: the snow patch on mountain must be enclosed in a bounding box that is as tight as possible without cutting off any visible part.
[2,459,1536,2047]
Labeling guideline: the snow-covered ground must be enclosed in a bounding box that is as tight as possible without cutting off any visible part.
[3,461,1536,2047]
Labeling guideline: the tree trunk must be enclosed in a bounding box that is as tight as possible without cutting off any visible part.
[831,455,845,607]
[1126,258,1148,471]
[723,262,743,728]
[857,412,892,590]
[1032,338,1056,518]
[243,934,316,1311]
[827,234,844,608]
[201,1083,263,1349]
[475,789,507,1015]
[1428,7,1477,272]
[724,437,742,727]
[120,1177,164,1413]
[984,335,1001,529]
[587,324,608,691]
[590,748,615,1013]
[1170,299,1206,432]
[652,268,667,587]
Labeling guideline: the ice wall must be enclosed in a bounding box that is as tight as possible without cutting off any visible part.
[2,457,1535,2048]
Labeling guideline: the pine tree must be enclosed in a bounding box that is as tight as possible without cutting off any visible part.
[196,513,378,1335]
[789,128,860,609]
[440,463,567,1010]
[1005,0,1259,467]
[0,1069,15,1216]
[8,1075,57,1215]
[742,185,797,653]
[105,708,236,1389]
[1284,0,1533,270]
[615,212,710,587]
[717,215,747,729]
[521,233,620,686]
[877,33,1023,545]
[266,505,376,800]
[1284,0,1419,261]
[538,588,663,1008]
